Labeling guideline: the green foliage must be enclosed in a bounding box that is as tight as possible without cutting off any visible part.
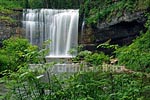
[2,64,150,99]
[0,37,150,100]
[97,39,119,51]
[0,37,38,72]
[116,30,150,72]
[97,43,119,50]
[27,0,44,8]
[83,0,150,24]
[0,0,23,9]
[73,50,110,66]
[0,5,17,25]
[84,52,110,66]
[0,0,81,9]
[0,6,13,14]
[0,50,9,72]
[0,16,16,24]
[0,0,149,25]
[0,1,150,99]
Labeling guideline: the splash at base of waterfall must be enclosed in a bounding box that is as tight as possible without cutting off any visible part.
[23,9,79,58]
[45,55,75,58]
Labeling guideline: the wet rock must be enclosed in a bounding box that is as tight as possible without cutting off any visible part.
[95,11,146,46]
[0,11,23,47]
[80,11,146,52]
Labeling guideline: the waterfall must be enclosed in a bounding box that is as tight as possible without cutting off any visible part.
[23,9,79,58]
[81,19,85,43]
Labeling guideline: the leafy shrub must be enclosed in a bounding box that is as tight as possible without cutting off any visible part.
[84,52,110,66]
[116,30,150,72]
[0,37,38,73]
[0,0,23,9]
[73,50,92,61]
[1,38,150,100]
[2,65,150,100]
[0,50,9,72]
[0,5,13,14]
[73,50,110,66]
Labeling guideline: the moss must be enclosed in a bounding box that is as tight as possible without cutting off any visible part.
[0,5,13,14]
[0,6,17,25]
[0,16,16,24]
[83,0,150,24]
[135,0,150,11]
[0,0,23,9]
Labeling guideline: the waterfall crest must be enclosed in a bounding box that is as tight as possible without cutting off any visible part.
[23,9,79,58]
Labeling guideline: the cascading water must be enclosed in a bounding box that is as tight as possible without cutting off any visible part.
[23,9,79,58]
[81,18,85,43]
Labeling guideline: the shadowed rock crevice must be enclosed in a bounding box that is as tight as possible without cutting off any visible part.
[95,20,146,46]
[80,11,146,52]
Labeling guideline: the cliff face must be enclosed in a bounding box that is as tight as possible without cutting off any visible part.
[80,11,146,52]
[0,10,23,46]
[79,0,150,51]
[0,1,148,52]
[95,11,146,45]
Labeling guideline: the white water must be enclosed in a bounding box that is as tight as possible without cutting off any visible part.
[80,19,85,43]
[23,9,79,58]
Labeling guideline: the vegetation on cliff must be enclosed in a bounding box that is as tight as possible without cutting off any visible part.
[82,0,150,24]
[1,0,150,24]
[0,0,150,100]
[0,0,82,9]
[116,14,150,72]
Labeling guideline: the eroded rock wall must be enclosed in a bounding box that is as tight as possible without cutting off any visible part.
[0,10,23,46]
[80,11,146,51]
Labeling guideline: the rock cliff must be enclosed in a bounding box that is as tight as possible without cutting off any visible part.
[0,9,23,46]
[80,11,147,52]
